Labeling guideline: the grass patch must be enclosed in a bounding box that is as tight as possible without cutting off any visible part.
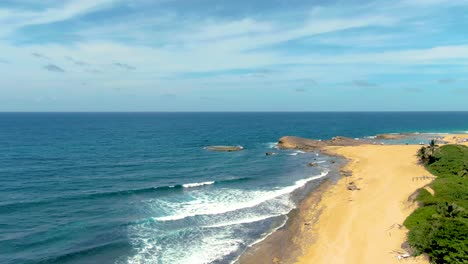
[404,144,468,264]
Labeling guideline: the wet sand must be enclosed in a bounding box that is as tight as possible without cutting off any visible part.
[237,180,334,264]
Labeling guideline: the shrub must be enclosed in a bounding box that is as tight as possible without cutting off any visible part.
[405,144,468,263]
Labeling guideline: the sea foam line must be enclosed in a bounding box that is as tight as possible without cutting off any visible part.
[155,170,329,222]
[201,214,284,229]
[182,181,215,188]
[230,215,289,264]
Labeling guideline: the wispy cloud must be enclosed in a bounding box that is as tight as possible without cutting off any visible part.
[65,56,89,66]
[1,0,468,111]
[43,64,65,73]
[31,52,49,59]
[0,0,117,36]
[401,0,468,7]
[114,62,136,70]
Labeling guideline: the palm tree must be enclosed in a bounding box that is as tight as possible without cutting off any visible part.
[429,139,437,154]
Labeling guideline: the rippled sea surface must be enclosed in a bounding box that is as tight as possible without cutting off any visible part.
[1,112,467,264]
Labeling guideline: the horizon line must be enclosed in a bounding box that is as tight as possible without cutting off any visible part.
[1,111,468,113]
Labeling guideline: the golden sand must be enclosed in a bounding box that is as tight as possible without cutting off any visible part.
[296,145,432,264]
[442,134,468,146]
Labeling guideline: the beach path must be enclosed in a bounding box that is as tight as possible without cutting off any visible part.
[297,145,431,264]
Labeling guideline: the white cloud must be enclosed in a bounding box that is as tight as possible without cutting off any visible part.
[0,0,116,35]
[401,0,468,6]
[1,0,468,99]
[186,18,274,41]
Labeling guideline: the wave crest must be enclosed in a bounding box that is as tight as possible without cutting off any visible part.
[182,181,215,188]
[154,170,329,222]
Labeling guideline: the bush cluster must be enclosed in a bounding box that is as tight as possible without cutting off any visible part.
[404,144,468,263]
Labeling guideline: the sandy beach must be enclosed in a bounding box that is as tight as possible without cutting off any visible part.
[296,144,433,264]
[442,134,468,146]
[238,132,468,264]
[240,141,443,264]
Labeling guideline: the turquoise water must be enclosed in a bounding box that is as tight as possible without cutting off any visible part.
[1,112,467,264]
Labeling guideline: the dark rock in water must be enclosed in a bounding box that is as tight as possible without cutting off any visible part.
[375,134,406,140]
[265,152,277,156]
[307,162,318,167]
[277,135,364,151]
[277,136,327,151]
[205,145,244,152]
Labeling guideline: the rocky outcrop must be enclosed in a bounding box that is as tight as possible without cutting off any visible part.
[277,136,327,151]
[278,136,364,151]
[205,146,244,152]
[328,136,363,146]
[375,134,407,140]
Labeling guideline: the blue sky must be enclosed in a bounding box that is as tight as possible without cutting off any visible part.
[0,0,467,111]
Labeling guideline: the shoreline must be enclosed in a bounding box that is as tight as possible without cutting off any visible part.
[297,145,431,264]
[237,179,335,264]
[237,134,467,264]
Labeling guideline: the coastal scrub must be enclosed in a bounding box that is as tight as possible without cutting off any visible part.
[404,144,468,264]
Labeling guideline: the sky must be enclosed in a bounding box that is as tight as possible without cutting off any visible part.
[0,0,468,111]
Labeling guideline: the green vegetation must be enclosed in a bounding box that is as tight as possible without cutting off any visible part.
[404,144,468,263]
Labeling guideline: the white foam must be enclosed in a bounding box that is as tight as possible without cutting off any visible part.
[155,170,329,221]
[126,236,162,264]
[129,171,329,264]
[265,142,279,149]
[249,216,288,246]
[288,150,306,156]
[201,214,283,228]
[230,216,289,264]
[127,223,243,264]
[182,181,215,188]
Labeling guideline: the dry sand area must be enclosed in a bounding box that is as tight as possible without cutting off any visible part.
[442,134,468,146]
[297,145,432,264]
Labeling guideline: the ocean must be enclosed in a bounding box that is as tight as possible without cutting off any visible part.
[1,112,467,264]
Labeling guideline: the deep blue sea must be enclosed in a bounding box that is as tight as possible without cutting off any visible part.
[1,112,467,264]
